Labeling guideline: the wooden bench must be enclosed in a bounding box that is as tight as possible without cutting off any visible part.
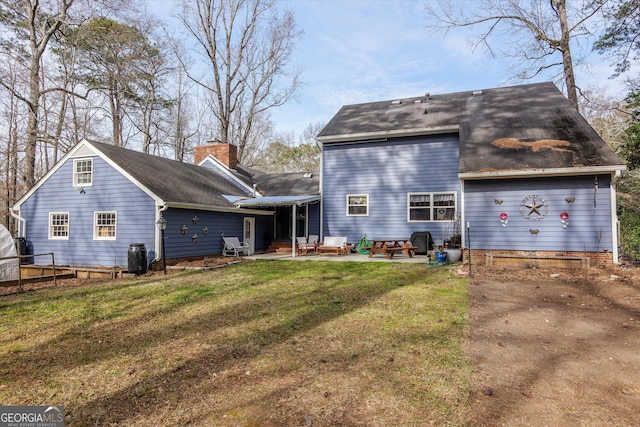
[382,245,417,259]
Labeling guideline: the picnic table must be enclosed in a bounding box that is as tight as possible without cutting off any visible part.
[368,239,416,259]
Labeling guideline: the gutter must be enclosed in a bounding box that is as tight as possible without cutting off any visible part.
[459,165,627,180]
[165,202,274,216]
[318,125,459,144]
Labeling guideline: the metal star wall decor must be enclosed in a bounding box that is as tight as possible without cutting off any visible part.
[520,195,548,221]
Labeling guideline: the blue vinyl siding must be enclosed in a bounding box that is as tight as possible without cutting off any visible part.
[163,208,272,258]
[322,134,460,243]
[464,175,613,252]
[308,203,321,236]
[21,155,156,267]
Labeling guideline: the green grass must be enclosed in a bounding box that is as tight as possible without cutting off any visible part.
[0,260,471,426]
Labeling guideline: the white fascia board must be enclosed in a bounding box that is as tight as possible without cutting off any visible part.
[166,202,274,216]
[317,125,460,144]
[198,155,257,196]
[459,165,627,180]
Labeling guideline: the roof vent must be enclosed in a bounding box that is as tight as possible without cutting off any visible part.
[472,90,483,96]
[391,99,401,105]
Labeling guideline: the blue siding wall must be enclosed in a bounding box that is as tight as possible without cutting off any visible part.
[21,156,156,267]
[163,208,272,258]
[464,175,613,252]
[322,135,460,243]
[308,202,321,236]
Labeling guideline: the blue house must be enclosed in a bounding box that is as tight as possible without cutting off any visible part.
[11,139,320,267]
[317,82,627,263]
[11,82,627,268]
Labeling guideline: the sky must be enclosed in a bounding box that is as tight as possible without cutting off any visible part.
[155,0,632,139]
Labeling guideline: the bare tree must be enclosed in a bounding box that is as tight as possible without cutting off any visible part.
[580,87,631,148]
[424,0,608,109]
[0,68,25,233]
[253,121,322,173]
[177,0,302,163]
[0,0,77,188]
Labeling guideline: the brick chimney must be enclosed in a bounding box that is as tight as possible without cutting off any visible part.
[194,142,238,169]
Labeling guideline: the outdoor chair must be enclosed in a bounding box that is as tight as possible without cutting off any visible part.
[223,236,250,257]
[296,237,317,256]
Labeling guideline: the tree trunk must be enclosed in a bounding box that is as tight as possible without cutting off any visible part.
[4,111,14,231]
[110,85,123,147]
[21,0,73,187]
[554,0,578,109]
[25,55,40,188]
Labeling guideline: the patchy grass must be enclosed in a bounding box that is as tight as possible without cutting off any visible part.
[0,261,471,426]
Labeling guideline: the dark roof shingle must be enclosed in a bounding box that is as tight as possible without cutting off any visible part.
[90,141,320,207]
[318,82,625,174]
[90,141,250,207]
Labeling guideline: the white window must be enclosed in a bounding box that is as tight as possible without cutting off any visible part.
[49,212,69,240]
[94,211,117,240]
[73,158,93,187]
[346,194,369,216]
[408,192,456,222]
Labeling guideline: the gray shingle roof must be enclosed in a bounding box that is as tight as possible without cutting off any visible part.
[89,141,250,207]
[90,141,319,207]
[239,167,319,196]
[318,82,625,174]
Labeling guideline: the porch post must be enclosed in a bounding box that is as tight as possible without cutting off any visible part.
[292,203,297,258]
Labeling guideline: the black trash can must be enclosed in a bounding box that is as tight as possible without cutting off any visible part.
[128,243,147,274]
[14,237,33,264]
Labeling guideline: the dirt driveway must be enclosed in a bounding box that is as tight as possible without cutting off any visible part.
[468,265,640,426]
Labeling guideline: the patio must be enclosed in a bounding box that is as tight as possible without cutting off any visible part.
[246,251,432,263]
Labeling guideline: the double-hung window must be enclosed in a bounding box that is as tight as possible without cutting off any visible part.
[73,158,93,187]
[49,212,69,240]
[408,192,456,222]
[346,194,369,216]
[94,211,117,240]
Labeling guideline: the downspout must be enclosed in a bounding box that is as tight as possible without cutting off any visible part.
[459,180,466,248]
[155,205,168,263]
[319,141,324,241]
[610,170,622,264]
[10,209,26,238]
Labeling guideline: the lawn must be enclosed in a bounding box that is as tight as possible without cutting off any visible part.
[0,260,471,426]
